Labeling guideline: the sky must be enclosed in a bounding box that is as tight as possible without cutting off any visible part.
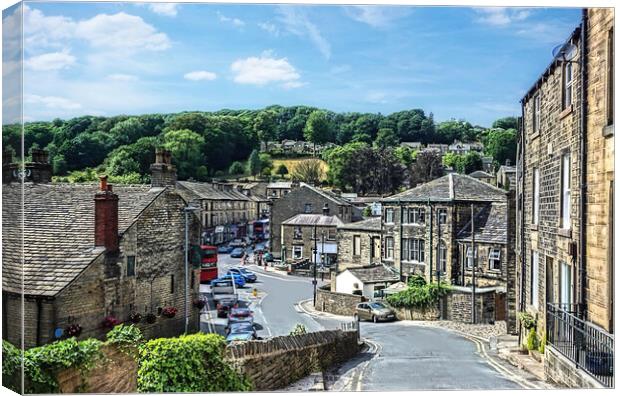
[2,2,582,126]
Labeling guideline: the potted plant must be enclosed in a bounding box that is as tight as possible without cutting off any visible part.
[193,298,206,310]
[102,315,121,329]
[128,312,142,324]
[145,313,157,324]
[65,324,82,337]
[161,307,178,318]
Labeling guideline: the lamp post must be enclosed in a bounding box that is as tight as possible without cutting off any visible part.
[184,205,200,333]
[313,225,318,306]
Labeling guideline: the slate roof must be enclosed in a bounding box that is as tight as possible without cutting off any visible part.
[345,265,400,283]
[382,174,507,203]
[300,183,353,207]
[177,181,250,201]
[281,214,344,227]
[468,170,494,179]
[456,202,508,244]
[338,217,381,232]
[2,183,165,297]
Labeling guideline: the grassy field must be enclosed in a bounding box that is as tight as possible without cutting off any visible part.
[271,157,329,178]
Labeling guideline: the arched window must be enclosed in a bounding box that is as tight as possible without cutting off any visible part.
[439,241,447,273]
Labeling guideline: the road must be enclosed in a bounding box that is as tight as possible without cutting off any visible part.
[201,245,529,391]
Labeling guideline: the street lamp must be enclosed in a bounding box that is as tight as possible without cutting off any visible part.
[184,205,200,333]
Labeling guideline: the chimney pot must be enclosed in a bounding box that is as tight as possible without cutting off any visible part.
[99,175,108,191]
[150,148,177,187]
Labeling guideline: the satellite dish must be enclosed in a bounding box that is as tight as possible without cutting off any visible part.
[552,43,578,62]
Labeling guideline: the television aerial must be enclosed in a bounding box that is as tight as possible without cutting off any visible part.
[552,42,578,63]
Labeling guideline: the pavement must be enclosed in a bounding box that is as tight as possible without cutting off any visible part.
[200,242,552,391]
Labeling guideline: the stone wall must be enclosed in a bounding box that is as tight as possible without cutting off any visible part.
[315,286,364,316]
[584,8,614,333]
[544,345,604,388]
[392,305,441,321]
[225,329,360,391]
[445,287,497,324]
[57,345,138,394]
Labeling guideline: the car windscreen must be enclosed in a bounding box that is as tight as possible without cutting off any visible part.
[369,303,386,309]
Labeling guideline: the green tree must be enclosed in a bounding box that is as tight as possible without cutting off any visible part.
[253,110,277,150]
[436,120,475,144]
[492,117,518,130]
[374,128,399,148]
[246,149,262,177]
[275,164,289,178]
[228,161,245,175]
[484,128,517,167]
[303,110,330,155]
[163,129,206,180]
[259,153,273,175]
[394,146,414,167]
[458,152,484,174]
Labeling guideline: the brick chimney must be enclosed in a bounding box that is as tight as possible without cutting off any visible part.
[94,175,119,252]
[322,203,330,216]
[150,148,177,187]
[22,148,53,183]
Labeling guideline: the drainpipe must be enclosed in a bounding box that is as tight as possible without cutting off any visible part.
[518,101,526,347]
[579,9,588,318]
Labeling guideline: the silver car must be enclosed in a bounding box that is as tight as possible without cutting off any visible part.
[354,302,396,323]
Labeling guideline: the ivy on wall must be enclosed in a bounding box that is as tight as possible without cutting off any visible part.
[386,275,451,309]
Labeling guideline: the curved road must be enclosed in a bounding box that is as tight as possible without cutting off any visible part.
[209,251,527,391]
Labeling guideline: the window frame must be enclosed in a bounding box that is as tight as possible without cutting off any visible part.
[563,60,574,110]
[437,208,448,225]
[353,235,362,256]
[532,168,540,225]
[531,251,539,308]
[488,248,501,271]
[304,203,312,214]
[465,246,477,269]
[438,241,447,273]
[126,255,136,277]
[385,208,394,224]
[560,153,571,229]
[293,226,303,240]
[560,261,573,305]
[533,94,541,134]
[384,237,394,259]
[292,245,303,259]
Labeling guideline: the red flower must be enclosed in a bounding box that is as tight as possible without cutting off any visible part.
[161,307,178,318]
[102,315,121,328]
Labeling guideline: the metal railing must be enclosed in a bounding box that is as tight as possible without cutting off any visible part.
[547,303,614,387]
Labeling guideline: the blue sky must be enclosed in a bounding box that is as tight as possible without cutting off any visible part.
[4,2,581,126]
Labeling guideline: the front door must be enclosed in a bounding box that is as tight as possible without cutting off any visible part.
[546,257,554,308]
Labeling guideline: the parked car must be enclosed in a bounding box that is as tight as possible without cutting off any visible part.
[226,322,256,337]
[227,267,257,283]
[215,297,238,318]
[218,245,233,254]
[225,332,255,343]
[230,248,245,258]
[228,307,254,326]
[354,302,396,323]
[216,273,246,288]
[263,252,274,262]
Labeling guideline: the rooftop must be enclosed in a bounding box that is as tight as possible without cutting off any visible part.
[344,265,400,283]
[267,181,293,189]
[468,170,494,179]
[282,214,344,227]
[338,217,381,232]
[456,202,508,244]
[383,173,507,203]
[177,181,250,201]
[2,182,165,296]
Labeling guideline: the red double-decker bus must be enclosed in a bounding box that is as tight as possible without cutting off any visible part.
[200,245,218,283]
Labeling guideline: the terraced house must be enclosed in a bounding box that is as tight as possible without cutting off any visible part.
[516,8,614,388]
[2,150,202,348]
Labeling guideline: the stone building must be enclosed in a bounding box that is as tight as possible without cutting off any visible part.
[280,204,344,265]
[381,173,516,328]
[270,183,362,259]
[2,156,202,348]
[177,181,254,245]
[266,181,294,199]
[517,8,614,387]
[336,217,382,272]
[468,170,495,185]
[496,163,516,190]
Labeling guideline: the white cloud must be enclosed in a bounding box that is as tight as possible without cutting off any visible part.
[258,22,279,36]
[231,55,302,88]
[23,5,76,50]
[184,70,217,81]
[218,12,245,27]
[345,6,411,28]
[277,6,331,59]
[148,3,178,17]
[75,12,171,51]
[107,73,138,82]
[24,94,82,110]
[365,91,389,104]
[474,7,531,27]
[25,50,76,71]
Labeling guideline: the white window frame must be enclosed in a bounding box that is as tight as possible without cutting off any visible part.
[563,61,574,109]
[293,226,303,239]
[560,261,573,305]
[385,208,394,224]
[533,94,541,133]
[292,245,303,259]
[561,154,571,229]
[403,238,425,263]
[353,235,361,256]
[385,237,394,259]
[438,241,447,273]
[489,248,501,271]
[531,251,539,309]
[533,168,540,225]
[465,246,477,269]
